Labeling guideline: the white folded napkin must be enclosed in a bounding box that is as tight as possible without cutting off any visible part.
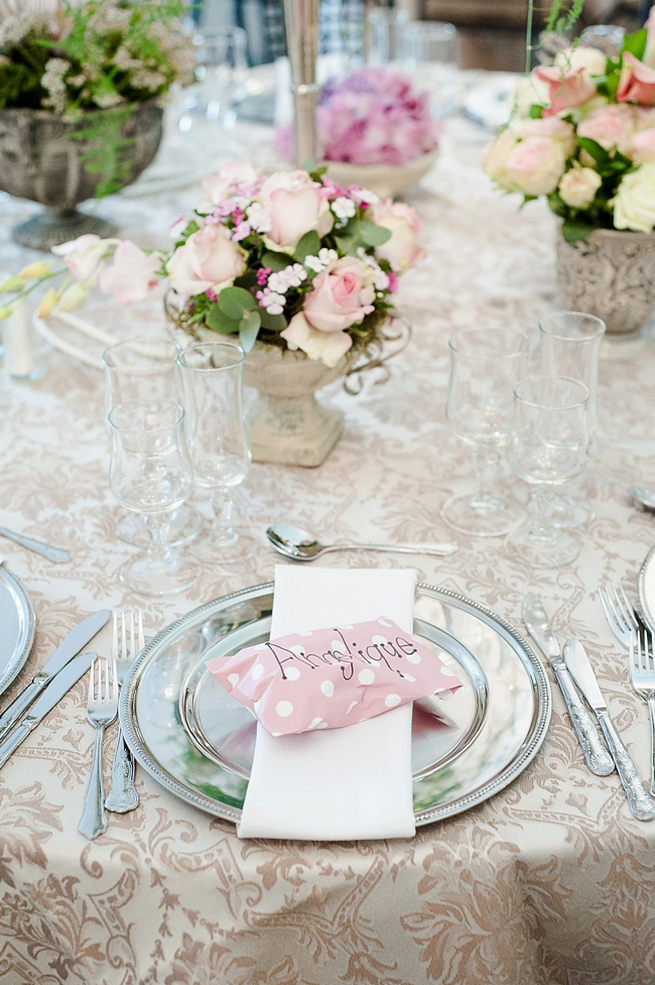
[236,565,417,840]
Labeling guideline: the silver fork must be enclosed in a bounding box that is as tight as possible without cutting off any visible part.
[597,582,637,649]
[105,610,143,813]
[630,628,655,796]
[78,656,118,840]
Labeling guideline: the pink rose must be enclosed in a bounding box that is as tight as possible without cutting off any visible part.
[617,52,655,106]
[281,311,353,367]
[166,224,246,296]
[51,234,116,280]
[577,103,636,153]
[303,256,375,333]
[631,127,655,161]
[259,170,334,252]
[99,241,163,304]
[504,136,567,195]
[558,167,602,208]
[368,200,426,272]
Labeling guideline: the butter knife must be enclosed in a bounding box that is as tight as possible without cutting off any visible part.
[0,609,111,741]
[0,650,96,768]
[563,638,655,822]
[522,594,613,776]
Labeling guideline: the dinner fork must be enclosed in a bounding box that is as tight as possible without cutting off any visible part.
[630,628,655,796]
[597,582,640,650]
[78,656,118,840]
[105,610,143,813]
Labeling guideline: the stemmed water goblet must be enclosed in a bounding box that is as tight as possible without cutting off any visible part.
[441,326,529,537]
[178,341,253,563]
[538,310,605,529]
[108,399,197,595]
[103,338,201,549]
[505,375,590,569]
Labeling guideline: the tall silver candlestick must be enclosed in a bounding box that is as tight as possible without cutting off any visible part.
[282,0,319,165]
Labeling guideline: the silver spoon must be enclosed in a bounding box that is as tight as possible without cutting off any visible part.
[0,525,71,562]
[266,523,458,562]
[629,486,655,513]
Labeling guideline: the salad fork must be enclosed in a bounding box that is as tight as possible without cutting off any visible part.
[630,629,655,796]
[105,610,143,813]
[78,656,118,840]
[597,582,644,649]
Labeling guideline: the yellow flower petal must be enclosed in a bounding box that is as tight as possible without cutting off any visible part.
[18,261,52,279]
[37,289,58,318]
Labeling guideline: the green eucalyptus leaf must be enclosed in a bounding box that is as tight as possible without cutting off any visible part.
[239,310,261,351]
[218,285,256,319]
[259,310,287,332]
[623,26,647,60]
[561,219,595,243]
[357,219,392,247]
[205,305,240,334]
[294,230,321,262]
[262,250,293,271]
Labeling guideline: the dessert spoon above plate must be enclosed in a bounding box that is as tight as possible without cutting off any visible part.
[266,523,458,562]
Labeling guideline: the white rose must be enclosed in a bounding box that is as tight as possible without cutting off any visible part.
[613,163,655,233]
[558,167,602,208]
[554,45,607,78]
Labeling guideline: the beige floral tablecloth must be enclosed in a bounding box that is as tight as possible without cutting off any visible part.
[1,75,655,985]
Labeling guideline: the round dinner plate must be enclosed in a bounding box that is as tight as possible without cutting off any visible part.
[0,564,36,696]
[638,546,655,632]
[120,582,551,827]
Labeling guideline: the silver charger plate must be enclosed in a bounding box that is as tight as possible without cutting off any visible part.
[637,545,655,631]
[0,565,36,696]
[120,582,551,827]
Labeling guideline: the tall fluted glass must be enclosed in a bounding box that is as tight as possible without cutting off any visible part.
[178,341,253,563]
[505,375,590,569]
[441,326,529,537]
[108,399,197,595]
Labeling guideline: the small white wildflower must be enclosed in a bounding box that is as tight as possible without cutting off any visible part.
[332,196,356,220]
[268,272,289,294]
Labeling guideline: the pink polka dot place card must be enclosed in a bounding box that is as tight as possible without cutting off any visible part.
[206,617,463,737]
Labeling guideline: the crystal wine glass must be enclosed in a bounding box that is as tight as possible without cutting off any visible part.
[538,310,605,529]
[441,326,529,537]
[505,375,590,569]
[108,399,198,595]
[103,338,201,548]
[178,341,253,563]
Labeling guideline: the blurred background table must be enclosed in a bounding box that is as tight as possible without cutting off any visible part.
[1,68,655,985]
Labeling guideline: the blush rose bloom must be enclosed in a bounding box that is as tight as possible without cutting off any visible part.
[302,256,376,333]
[558,167,602,208]
[631,127,655,161]
[578,103,636,153]
[613,162,655,232]
[281,311,353,367]
[166,224,246,295]
[259,169,334,252]
[99,241,163,304]
[504,135,568,195]
[368,200,426,272]
[202,162,261,204]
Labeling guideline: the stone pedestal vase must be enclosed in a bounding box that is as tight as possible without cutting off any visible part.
[0,101,163,250]
[242,342,349,467]
[555,228,655,337]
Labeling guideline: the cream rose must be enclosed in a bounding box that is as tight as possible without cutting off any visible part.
[558,167,602,208]
[613,162,655,232]
[368,200,426,272]
[281,311,353,367]
[166,224,246,295]
[260,169,334,252]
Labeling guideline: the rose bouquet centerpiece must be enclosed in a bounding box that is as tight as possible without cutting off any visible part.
[276,67,441,198]
[2,162,426,369]
[482,8,655,240]
[482,6,655,334]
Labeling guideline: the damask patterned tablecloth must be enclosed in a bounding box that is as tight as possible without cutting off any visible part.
[1,78,655,985]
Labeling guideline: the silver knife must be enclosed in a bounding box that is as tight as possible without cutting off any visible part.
[0,650,96,768]
[563,638,655,822]
[522,594,613,776]
[0,609,111,741]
